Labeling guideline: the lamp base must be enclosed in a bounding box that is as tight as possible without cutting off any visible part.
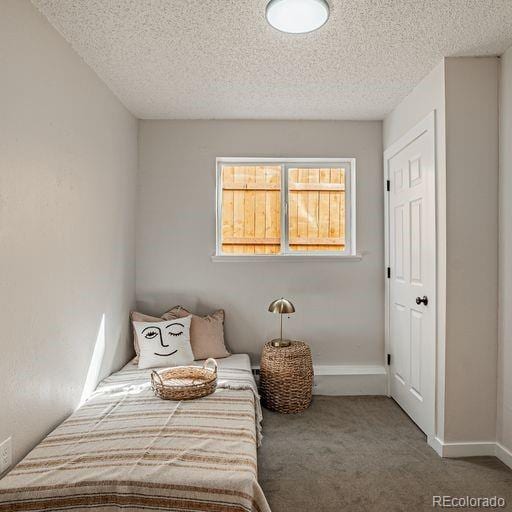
[270,338,292,348]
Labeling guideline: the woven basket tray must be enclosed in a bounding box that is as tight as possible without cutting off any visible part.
[151,358,217,400]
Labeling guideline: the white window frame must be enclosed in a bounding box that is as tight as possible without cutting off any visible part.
[214,157,360,261]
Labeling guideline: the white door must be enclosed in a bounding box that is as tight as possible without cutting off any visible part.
[384,112,436,438]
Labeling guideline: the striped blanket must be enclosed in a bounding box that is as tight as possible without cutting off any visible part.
[0,363,270,512]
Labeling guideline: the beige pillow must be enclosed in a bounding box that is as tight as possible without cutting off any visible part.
[130,311,162,362]
[162,306,230,360]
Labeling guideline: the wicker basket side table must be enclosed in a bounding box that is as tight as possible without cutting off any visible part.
[259,341,313,414]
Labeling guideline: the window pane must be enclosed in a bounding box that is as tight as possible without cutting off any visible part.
[221,165,281,254]
[288,167,346,252]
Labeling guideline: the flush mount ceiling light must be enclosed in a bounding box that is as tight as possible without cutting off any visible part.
[266,0,329,34]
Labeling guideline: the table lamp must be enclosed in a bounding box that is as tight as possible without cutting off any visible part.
[268,298,295,347]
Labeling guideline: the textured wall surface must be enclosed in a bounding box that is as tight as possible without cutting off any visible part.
[136,120,383,365]
[498,46,512,454]
[0,0,138,465]
[32,0,512,119]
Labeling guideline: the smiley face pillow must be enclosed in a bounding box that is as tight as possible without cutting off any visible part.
[133,316,194,369]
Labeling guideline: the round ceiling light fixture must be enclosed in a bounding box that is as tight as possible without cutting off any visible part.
[266,0,329,34]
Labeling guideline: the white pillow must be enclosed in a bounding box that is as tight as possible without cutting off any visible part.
[134,316,194,369]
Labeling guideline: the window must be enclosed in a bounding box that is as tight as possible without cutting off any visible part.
[216,158,356,257]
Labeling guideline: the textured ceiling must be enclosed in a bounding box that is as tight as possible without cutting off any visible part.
[32,0,512,120]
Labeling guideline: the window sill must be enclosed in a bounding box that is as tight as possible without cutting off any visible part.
[211,253,363,262]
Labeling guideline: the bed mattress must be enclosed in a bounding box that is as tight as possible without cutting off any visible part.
[0,354,270,512]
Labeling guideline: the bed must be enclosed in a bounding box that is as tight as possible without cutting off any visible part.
[0,354,270,512]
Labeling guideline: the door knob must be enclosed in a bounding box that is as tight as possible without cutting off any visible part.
[415,296,428,306]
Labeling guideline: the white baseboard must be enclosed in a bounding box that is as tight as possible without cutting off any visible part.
[429,437,512,468]
[436,439,496,458]
[495,442,512,468]
[253,364,387,396]
[313,365,387,395]
[312,365,386,376]
[427,436,444,456]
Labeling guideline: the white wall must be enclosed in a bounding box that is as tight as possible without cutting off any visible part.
[137,120,383,368]
[383,61,448,440]
[0,0,138,465]
[384,57,499,447]
[498,46,512,457]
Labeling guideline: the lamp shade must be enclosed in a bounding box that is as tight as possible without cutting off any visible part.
[268,298,295,314]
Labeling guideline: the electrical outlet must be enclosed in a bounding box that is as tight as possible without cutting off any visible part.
[0,437,12,475]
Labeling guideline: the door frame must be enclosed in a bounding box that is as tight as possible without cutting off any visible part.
[383,111,437,440]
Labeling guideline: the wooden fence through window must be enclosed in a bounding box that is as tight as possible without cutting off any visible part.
[221,166,345,254]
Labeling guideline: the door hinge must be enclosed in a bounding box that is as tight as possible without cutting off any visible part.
[386,179,390,192]
[387,267,391,279]
[387,353,391,365]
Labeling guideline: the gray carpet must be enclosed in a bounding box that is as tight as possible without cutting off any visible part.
[258,396,512,511]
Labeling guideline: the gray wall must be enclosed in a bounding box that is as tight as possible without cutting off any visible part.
[137,120,383,365]
[443,57,499,443]
[498,45,512,455]
[0,0,138,465]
